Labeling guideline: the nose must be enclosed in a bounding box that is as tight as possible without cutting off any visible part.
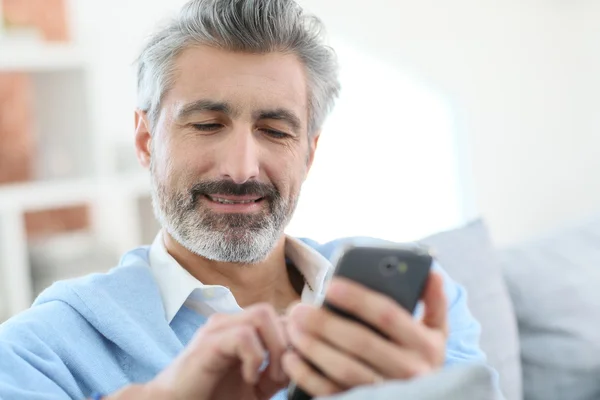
[217,128,260,184]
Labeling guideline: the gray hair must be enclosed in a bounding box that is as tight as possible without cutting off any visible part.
[136,0,341,136]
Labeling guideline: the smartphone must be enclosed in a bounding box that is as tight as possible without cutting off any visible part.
[287,243,433,400]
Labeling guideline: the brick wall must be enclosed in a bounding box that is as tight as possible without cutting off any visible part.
[3,0,69,41]
[1,1,88,235]
[0,73,35,184]
[24,204,91,239]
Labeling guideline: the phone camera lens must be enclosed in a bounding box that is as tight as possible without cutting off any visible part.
[380,256,399,276]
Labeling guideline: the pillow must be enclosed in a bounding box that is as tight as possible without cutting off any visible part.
[318,364,502,400]
[499,216,600,400]
[419,219,522,400]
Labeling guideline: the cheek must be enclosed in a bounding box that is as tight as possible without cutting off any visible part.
[152,150,187,196]
[150,146,170,183]
[264,152,308,197]
[157,139,213,185]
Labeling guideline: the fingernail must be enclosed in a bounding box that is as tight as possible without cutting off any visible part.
[283,351,300,369]
[285,300,301,315]
[290,304,311,323]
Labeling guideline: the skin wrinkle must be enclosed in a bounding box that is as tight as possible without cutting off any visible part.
[142,45,314,267]
[128,3,453,397]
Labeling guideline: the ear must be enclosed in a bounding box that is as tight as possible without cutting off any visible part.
[306,131,320,174]
[134,110,152,169]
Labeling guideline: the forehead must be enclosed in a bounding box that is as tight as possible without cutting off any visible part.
[165,45,309,122]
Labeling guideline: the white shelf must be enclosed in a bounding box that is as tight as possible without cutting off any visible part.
[0,178,96,210]
[0,9,154,320]
[0,174,152,211]
[0,40,85,72]
[0,209,31,318]
[0,173,152,320]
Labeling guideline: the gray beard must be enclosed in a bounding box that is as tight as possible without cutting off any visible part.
[150,175,297,264]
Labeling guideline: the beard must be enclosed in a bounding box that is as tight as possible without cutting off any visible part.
[150,171,298,264]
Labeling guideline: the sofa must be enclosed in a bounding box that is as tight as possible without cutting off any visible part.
[419,217,600,400]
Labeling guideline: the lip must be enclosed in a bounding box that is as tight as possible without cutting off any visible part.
[202,194,265,213]
[206,194,263,202]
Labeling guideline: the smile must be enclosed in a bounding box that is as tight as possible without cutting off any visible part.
[205,195,265,205]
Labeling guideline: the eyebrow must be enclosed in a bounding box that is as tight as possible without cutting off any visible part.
[176,100,239,120]
[254,108,302,132]
[176,99,302,132]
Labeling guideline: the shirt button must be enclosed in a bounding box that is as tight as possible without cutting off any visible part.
[204,288,215,299]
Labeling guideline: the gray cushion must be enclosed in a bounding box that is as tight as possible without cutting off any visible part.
[318,364,503,400]
[499,216,600,400]
[419,220,522,400]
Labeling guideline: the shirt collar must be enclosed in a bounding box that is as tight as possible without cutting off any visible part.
[148,230,332,323]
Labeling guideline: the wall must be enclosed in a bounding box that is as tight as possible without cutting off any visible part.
[70,0,600,246]
[67,0,188,177]
[68,0,466,245]
[299,0,600,246]
[286,39,464,243]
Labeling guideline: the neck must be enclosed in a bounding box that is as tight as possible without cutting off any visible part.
[162,231,301,312]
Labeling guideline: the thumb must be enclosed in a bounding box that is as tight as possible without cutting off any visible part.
[421,272,448,334]
[284,300,302,317]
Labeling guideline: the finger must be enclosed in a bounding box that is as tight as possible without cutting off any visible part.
[279,315,289,333]
[281,302,298,348]
[251,316,291,399]
[216,326,266,384]
[289,304,431,379]
[256,364,290,400]
[204,304,288,382]
[245,304,288,382]
[421,272,448,334]
[325,278,428,348]
[279,315,292,350]
[285,300,302,315]
[287,321,382,388]
[282,351,342,397]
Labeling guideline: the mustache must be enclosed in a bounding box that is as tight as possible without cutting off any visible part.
[190,180,279,202]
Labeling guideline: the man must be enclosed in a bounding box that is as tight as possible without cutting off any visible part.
[0,0,492,399]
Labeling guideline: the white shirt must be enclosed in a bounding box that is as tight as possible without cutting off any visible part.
[148,230,333,322]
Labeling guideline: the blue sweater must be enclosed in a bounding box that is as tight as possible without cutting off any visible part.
[0,238,488,399]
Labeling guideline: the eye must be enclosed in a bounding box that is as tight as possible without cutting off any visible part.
[261,128,290,139]
[192,123,223,132]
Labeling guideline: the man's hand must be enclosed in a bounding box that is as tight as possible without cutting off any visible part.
[282,272,448,397]
[140,304,289,400]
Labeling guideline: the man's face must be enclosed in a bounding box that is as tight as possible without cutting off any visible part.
[136,45,317,263]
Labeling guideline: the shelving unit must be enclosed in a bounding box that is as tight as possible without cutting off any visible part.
[0,174,151,211]
[0,26,157,320]
[0,174,153,318]
[0,41,84,72]
[0,173,155,319]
